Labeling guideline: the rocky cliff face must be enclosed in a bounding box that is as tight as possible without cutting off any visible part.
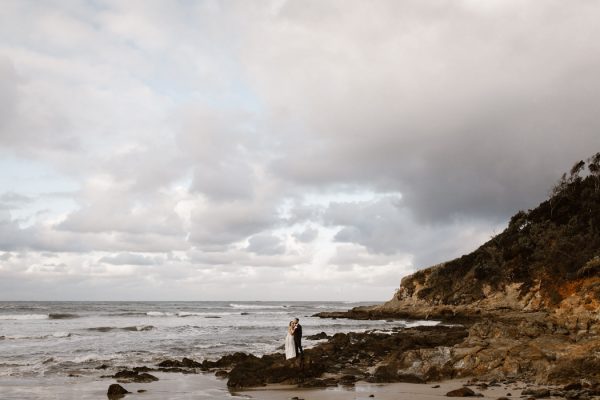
[374,159,600,327]
[312,157,600,385]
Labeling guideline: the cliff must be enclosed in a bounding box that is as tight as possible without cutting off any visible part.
[313,156,600,384]
[371,155,600,325]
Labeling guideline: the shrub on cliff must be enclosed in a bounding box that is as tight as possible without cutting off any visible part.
[400,153,600,307]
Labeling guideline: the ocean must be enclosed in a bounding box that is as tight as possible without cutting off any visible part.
[0,301,438,399]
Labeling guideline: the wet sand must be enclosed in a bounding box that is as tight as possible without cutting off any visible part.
[0,372,241,400]
[1,373,529,400]
[238,379,526,400]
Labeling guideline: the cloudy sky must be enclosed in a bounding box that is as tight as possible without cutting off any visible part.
[1,1,599,301]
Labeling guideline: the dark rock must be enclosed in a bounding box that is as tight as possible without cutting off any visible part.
[107,384,129,399]
[446,387,477,397]
[181,358,202,368]
[298,378,327,388]
[137,389,146,393]
[564,383,583,391]
[113,370,158,383]
[521,388,550,398]
[397,373,425,383]
[133,366,153,372]
[96,364,110,370]
[306,332,330,340]
[339,374,357,385]
[215,370,228,378]
[157,357,202,370]
[432,385,441,388]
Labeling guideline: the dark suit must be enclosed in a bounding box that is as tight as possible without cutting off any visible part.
[293,323,303,357]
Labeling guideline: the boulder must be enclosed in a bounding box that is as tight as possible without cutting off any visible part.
[113,370,158,383]
[521,388,550,398]
[215,370,228,378]
[107,384,129,399]
[306,332,330,340]
[446,387,477,397]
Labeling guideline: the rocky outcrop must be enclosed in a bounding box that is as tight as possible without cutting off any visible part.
[107,383,129,399]
[222,325,468,388]
[112,370,158,383]
[311,160,600,386]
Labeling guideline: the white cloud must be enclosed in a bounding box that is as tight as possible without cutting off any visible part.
[0,0,599,300]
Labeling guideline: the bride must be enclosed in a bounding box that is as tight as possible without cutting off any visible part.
[284,320,296,360]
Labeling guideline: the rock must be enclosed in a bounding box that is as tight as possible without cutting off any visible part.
[306,332,330,340]
[298,378,327,388]
[157,357,203,370]
[446,387,477,397]
[564,383,583,391]
[113,370,158,383]
[339,374,357,385]
[107,384,129,399]
[215,370,228,378]
[521,388,550,398]
[96,364,110,370]
[432,385,441,388]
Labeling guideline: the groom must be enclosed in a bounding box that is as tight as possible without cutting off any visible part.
[293,317,303,358]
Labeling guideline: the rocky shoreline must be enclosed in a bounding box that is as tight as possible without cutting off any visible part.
[103,308,599,398]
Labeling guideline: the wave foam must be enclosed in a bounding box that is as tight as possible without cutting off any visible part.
[146,311,176,317]
[0,314,48,320]
[229,303,287,309]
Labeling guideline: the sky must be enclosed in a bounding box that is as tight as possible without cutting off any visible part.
[1,0,599,301]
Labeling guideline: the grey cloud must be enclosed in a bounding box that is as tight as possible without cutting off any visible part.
[329,243,410,268]
[247,233,285,255]
[322,196,503,268]
[188,248,308,268]
[0,212,188,253]
[241,0,600,223]
[0,192,33,207]
[99,252,161,266]
[293,227,319,243]
[0,57,18,132]
[1,1,600,300]
[177,106,260,201]
[58,189,185,236]
[189,194,281,248]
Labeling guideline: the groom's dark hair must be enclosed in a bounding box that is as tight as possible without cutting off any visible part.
[294,317,299,322]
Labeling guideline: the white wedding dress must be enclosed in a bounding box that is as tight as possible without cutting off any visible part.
[284,332,296,359]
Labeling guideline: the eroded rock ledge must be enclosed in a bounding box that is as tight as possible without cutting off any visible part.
[205,307,599,389]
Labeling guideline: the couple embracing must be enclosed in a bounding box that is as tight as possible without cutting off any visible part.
[284,317,303,360]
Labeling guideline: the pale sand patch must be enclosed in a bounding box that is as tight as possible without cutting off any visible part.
[236,379,526,400]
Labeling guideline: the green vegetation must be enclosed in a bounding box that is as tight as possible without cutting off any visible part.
[403,153,600,306]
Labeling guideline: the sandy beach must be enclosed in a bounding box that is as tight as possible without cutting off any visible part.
[0,373,529,400]
[238,379,526,400]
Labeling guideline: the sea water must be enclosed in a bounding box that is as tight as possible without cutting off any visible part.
[0,301,438,399]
